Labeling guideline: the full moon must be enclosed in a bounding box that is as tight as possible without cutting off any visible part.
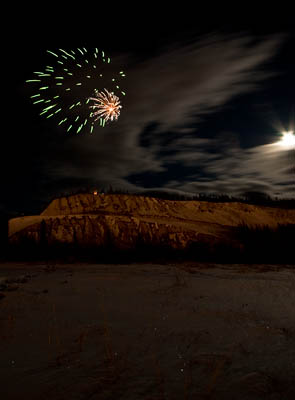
[278,131,295,148]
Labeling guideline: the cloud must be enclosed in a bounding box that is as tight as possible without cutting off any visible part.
[164,140,295,198]
[48,32,292,197]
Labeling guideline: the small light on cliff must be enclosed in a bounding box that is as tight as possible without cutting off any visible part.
[93,191,98,195]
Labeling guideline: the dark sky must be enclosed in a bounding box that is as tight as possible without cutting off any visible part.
[2,8,295,215]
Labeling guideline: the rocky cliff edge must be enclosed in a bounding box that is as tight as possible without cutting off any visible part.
[8,194,295,251]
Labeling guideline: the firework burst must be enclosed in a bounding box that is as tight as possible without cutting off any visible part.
[88,89,122,126]
[25,48,126,133]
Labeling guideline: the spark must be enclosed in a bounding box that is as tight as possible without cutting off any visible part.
[47,50,58,58]
[59,49,75,60]
[43,104,57,112]
[77,124,83,134]
[88,89,122,124]
[58,118,67,125]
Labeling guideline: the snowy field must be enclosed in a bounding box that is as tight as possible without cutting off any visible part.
[1,262,295,399]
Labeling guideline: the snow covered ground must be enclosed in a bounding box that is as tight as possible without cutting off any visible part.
[1,262,295,399]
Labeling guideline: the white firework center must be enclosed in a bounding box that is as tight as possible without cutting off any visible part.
[89,88,122,123]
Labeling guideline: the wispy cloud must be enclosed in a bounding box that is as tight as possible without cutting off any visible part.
[48,33,293,197]
[164,138,295,198]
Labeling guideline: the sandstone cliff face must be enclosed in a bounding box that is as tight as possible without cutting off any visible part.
[8,194,295,252]
[41,194,295,227]
[9,214,228,251]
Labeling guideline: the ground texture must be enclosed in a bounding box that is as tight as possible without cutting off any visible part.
[1,262,295,399]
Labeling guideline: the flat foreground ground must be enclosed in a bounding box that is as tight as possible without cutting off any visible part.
[1,262,295,400]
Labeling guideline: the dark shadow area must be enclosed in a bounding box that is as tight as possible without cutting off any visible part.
[4,223,295,265]
[234,223,295,264]
[0,213,9,261]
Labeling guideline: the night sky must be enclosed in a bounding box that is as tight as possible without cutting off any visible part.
[2,8,294,215]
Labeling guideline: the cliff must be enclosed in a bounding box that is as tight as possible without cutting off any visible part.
[8,194,295,255]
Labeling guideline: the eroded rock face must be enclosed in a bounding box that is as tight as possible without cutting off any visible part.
[40,194,294,227]
[9,214,226,251]
[8,194,295,251]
